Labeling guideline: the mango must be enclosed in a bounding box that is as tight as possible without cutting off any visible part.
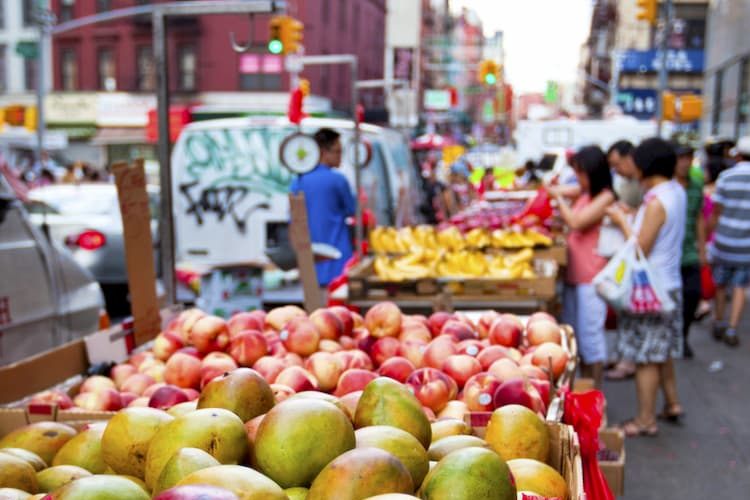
[0,488,32,500]
[427,435,491,461]
[44,475,150,500]
[420,447,516,500]
[430,419,472,443]
[284,486,309,500]
[355,426,429,488]
[0,448,47,471]
[253,399,355,488]
[354,377,431,448]
[507,458,567,500]
[52,424,107,473]
[36,465,91,493]
[101,407,174,479]
[0,453,37,493]
[144,408,248,488]
[176,465,286,500]
[0,422,76,464]
[167,401,198,418]
[153,447,221,495]
[197,368,274,422]
[307,447,413,500]
[484,404,549,462]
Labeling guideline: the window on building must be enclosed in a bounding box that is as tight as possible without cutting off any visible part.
[0,46,6,93]
[61,49,78,91]
[24,57,36,91]
[711,69,723,135]
[738,59,750,137]
[137,46,155,92]
[22,0,35,26]
[60,0,75,22]
[96,0,111,12]
[178,45,196,91]
[98,48,117,91]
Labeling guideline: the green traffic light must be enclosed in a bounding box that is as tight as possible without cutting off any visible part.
[484,73,497,85]
[268,39,283,54]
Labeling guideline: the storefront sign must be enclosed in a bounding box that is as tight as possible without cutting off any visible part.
[424,89,452,111]
[97,93,156,127]
[619,49,704,74]
[45,93,98,125]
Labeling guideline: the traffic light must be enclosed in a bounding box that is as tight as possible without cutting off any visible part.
[636,0,657,25]
[478,60,499,86]
[280,16,304,55]
[662,92,675,121]
[268,16,283,54]
[678,95,703,122]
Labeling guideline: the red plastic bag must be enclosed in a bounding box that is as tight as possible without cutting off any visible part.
[563,390,615,500]
[513,188,554,226]
[701,264,716,300]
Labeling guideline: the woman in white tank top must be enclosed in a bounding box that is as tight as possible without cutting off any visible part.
[607,138,687,437]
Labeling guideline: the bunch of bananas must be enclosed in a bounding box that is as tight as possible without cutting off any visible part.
[373,246,440,281]
[370,225,552,254]
[487,248,537,279]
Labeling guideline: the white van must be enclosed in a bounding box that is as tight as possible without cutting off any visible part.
[171,116,421,267]
[0,174,104,365]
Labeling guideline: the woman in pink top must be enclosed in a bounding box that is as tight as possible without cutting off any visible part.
[555,146,616,388]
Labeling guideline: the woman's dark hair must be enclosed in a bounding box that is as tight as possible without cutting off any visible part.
[573,145,613,197]
[705,157,729,183]
[633,137,676,179]
[313,127,341,151]
[607,140,634,157]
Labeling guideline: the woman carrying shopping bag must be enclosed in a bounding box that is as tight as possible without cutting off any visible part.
[606,138,687,437]
[555,146,616,389]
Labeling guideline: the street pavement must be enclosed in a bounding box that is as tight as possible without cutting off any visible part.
[603,301,750,499]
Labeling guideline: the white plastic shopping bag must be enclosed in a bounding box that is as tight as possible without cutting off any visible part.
[593,238,635,311]
[629,244,676,314]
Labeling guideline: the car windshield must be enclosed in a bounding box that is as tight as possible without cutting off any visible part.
[33,189,118,216]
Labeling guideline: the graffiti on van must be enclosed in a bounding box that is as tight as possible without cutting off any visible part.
[177,127,295,233]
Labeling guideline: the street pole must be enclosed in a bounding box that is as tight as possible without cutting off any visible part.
[35,8,54,165]
[656,0,673,137]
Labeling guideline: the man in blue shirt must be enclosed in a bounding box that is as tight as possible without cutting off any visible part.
[290,128,356,287]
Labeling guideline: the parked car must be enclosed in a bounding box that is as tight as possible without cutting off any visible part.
[170,116,423,267]
[25,183,161,316]
[0,173,104,366]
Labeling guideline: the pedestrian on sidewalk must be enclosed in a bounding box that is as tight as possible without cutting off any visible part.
[708,136,750,347]
[555,146,616,388]
[607,138,686,436]
[673,143,706,358]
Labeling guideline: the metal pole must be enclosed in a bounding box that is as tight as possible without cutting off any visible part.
[36,16,50,164]
[656,0,673,137]
[154,10,176,305]
[352,59,363,259]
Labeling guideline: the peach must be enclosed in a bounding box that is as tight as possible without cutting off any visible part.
[507,347,523,363]
[531,342,569,380]
[189,315,231,354]
[175,346,202,359]
[270,383,296,403]
[274,366,318,392]
[462,371,500,410]
[489,314,523,347]
[488,358,526,383]
[164,351,202,389]
[442,354,482,388]
[282,352,304,367]
[346,349,374,371]
[227,311,266,339]
[143,382,167,398]
[252,356,286,383]
[364,301,403,337]
[279,317,320,357]
[405,367,458,414]
[142,363,166,383]
[492,378,545,414]
[119,392,138,407]
[200,352,238,387]
[245,414,266,447]
[520,364,549,381]
[79,375,116,394]
[352,328,370,342]
[477,311,500,339]
[398,322,433,343]
[120,373,156,396]
[370,336,401,367]
[319,339,343,352]
[339,390,362,419]
[427,311,454,337]
[174,308,207,343]
[339,335,356,350]
[423,336,458,369]
[457,339,484,358]
[526,319,563,346]
[399,340,427,368]
[128,396,150,407]
[304,352,344,392]
[476,345,511,370]
[310,308,344,340]
[377,356,415,383]
[437,400,469,420]
[527,311,557,326]
[148,384,189,410]
[332,350,354,371]
[265,305,306,331]
[73,388,122,411]
[129,351,156,369]
[137,357,164,375]
[228,329,268,367]
[182,388,200,401]
[333,368,378,397]
[530,379,552,407]
[110,363,138,389]
[153,331,184,361]
[440,320,477,342]
[422,406,437,421]
[28,389,74,409]
[329,306,355,336]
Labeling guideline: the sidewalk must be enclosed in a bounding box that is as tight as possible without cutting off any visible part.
[603,307,750,499]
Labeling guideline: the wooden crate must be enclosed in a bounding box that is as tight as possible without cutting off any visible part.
[599,428,625,496]
[347,257,440,300]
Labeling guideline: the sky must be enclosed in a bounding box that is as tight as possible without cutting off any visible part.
[453,0,594,94]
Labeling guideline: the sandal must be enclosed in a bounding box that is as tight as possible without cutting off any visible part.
[620,419,659,437]
[658,404,685,424]
[605,362,636,380]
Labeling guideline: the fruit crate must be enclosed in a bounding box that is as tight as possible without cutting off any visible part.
[347,256,440,300]
[0,406,114,439]
[440,259,558,299]
[466,413,584,500]
[599,428,625,496]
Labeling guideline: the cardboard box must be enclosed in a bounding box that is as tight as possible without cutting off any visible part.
[465,412,584,500]
[0,406,114,438]
[599,428,625,496]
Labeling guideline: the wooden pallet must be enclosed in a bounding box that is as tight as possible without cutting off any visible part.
[347,257,440,300]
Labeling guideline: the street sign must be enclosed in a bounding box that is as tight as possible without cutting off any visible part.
[424,89,451,110]
[545,81,559,104]
[15,41,38,59]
